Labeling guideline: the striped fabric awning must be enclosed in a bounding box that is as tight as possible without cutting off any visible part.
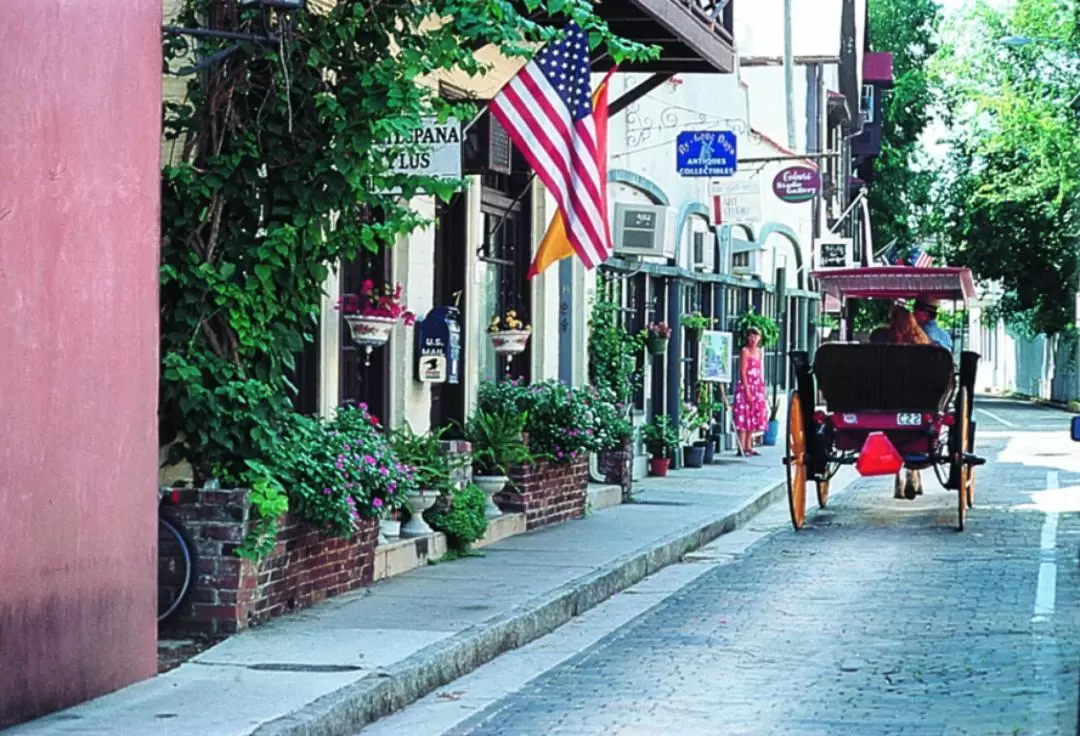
[813,266,977,305]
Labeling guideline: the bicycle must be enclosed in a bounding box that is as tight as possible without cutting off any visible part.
[158,485,197,623]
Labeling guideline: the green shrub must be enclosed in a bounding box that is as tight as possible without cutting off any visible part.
[424,483,488,553]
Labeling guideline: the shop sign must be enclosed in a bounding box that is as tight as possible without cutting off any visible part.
[676,131,737,177]
[710,179,762,224]
[378,117,462,180]
[415,306,461,384]
[816,237,853,269]
[772,166,820,203]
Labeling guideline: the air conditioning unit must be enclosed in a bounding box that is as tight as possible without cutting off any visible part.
[691,230,716,273]
[612,202,676,259]
[730,245,764,280]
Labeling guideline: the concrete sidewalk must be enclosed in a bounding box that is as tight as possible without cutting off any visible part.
[12,449,789,736]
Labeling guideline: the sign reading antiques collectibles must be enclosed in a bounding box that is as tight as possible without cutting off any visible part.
[699,330,734,383]
[676,131,737,177]
[816,237,853,270]
[415,306,461,384]
[379,118,462,180]
[710,179,763,224]
[771,165,820,203]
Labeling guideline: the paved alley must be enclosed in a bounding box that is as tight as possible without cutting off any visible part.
[365,398,1080,736]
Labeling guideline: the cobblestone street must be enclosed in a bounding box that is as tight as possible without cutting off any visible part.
[365,399,1080,735]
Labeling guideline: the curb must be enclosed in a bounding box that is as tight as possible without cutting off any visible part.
[253,478,787,736]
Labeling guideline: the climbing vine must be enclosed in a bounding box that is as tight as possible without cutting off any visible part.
[159,0,656,540]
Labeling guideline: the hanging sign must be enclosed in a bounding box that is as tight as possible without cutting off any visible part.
[772,166,820,203]
[816,237,853,269]
[710,179,762,224]
[676,131,737,177]
[375,117,462,191]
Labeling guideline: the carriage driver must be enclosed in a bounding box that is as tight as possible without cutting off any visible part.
[913,295,953,350]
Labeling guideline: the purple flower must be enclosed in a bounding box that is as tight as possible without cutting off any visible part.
[373,497,384,508]
[344,443,351,451]
[346,497,356,506]
[379,467,389,477]
[388,481,397,490]
[364,455,376,465]
[322,488,332,495]
[358,402,368,411]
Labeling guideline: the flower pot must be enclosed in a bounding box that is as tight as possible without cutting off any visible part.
[379,519,401,540]
[472,474,508,519]
[763,419,779,446]
[686,326,704,343]
[489,330,531,354]
[343,314,396,347]
[403,490,438,536]
[645,335,668,356]
[703,439,716,465]
[648,457,670,477]
[683,445,705,468]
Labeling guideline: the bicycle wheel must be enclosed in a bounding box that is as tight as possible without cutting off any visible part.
[158,512,196,623]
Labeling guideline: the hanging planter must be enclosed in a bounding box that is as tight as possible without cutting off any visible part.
[337,280,415,366]
[488,309,532,373]
[682,311,714,344]
[489,330,531,354]
[642,321,671,356]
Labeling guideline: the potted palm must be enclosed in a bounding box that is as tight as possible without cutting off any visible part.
[464,408,532,518]
[641,414,678,476]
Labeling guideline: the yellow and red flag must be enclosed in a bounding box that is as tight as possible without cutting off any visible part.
[526,66,617,280]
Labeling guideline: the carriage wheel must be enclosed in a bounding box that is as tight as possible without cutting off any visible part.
[786,391,807,530]
[955,387,971,531]
[816,480,830,509]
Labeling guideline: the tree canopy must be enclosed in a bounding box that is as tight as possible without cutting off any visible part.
[930,0,1080,335]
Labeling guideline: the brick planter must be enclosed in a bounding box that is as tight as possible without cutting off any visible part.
[497,457,588,530]
[597,442,633,500]
[163,488,378,635]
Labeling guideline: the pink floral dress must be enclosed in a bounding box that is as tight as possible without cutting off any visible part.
[733,350,767,432]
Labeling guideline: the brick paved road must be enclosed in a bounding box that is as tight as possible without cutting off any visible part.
[391,399,1080,736]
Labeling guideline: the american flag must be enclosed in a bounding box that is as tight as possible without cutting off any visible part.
[909,247,934,268]
[489,23,610,269]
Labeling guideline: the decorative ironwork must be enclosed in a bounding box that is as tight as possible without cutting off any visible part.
[623,100,768,149]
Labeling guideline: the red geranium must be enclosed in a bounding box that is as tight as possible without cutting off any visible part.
[336,280,415,325]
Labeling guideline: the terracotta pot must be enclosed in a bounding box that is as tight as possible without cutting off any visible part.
[649,457,670,477]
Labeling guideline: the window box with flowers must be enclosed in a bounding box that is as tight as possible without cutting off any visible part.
[642,322,672,356]
[338,280,416,366]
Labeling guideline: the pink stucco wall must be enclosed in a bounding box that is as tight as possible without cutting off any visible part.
[0,1,161,726]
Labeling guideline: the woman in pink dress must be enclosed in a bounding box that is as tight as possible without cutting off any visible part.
[733,327,767,456]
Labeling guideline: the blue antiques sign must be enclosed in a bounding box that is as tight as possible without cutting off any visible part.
[676,131,737,177]
[415,306,461,384]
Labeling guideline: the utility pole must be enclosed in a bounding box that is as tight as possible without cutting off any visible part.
[783,0,796,149]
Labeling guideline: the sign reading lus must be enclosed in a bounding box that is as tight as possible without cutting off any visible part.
[772,165,820,203]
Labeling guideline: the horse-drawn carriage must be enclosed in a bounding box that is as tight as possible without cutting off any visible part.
[784,266,986,531]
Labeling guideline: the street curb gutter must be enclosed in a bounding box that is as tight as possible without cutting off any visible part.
[253,479,787,736]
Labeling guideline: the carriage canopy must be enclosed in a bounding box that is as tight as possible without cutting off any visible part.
[812,266,977,305]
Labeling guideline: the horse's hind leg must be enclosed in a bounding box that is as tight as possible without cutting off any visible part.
[894,473,905,499]
[903,470,918,500]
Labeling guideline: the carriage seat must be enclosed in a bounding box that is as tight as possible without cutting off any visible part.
[813,343,954,413]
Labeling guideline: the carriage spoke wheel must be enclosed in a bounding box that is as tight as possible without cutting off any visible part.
[956,387,971,531]
[786,391,807,530]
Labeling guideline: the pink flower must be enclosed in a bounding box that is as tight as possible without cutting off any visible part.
[379,467,389,477]
[373,497,384,508]
[364,455,376,465]
[361,279,375,294]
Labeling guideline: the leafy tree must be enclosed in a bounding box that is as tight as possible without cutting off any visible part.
[160,0,656,537]
[865,0,942,252]
[931,0,1080,335]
